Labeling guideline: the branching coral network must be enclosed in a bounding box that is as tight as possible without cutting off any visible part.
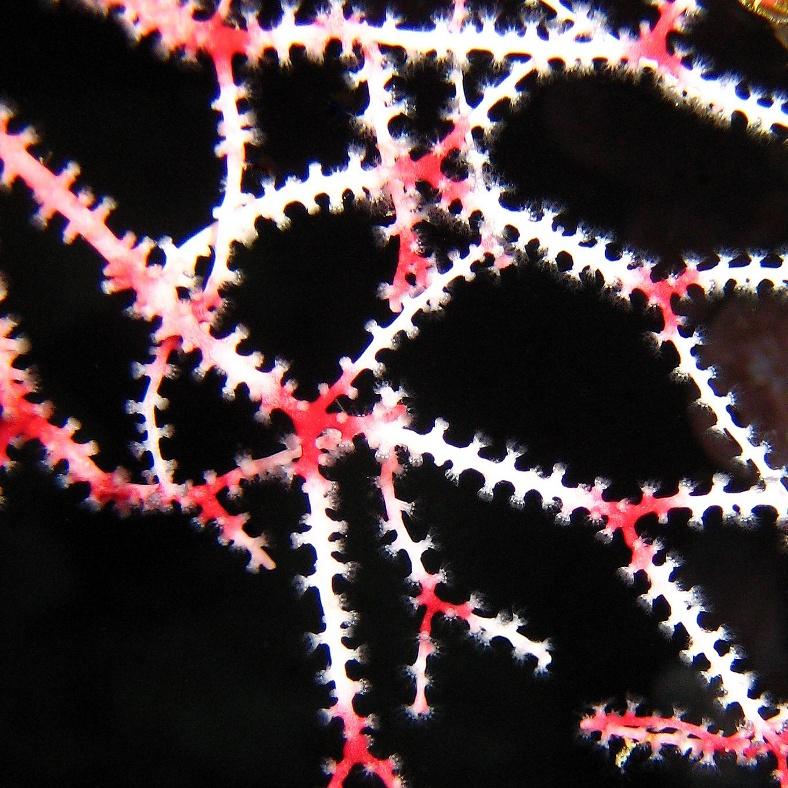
[0,0,786,785]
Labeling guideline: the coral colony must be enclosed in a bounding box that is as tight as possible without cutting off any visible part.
[0,0,785,784]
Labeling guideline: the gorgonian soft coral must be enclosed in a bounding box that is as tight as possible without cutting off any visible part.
[0,0,785,785]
